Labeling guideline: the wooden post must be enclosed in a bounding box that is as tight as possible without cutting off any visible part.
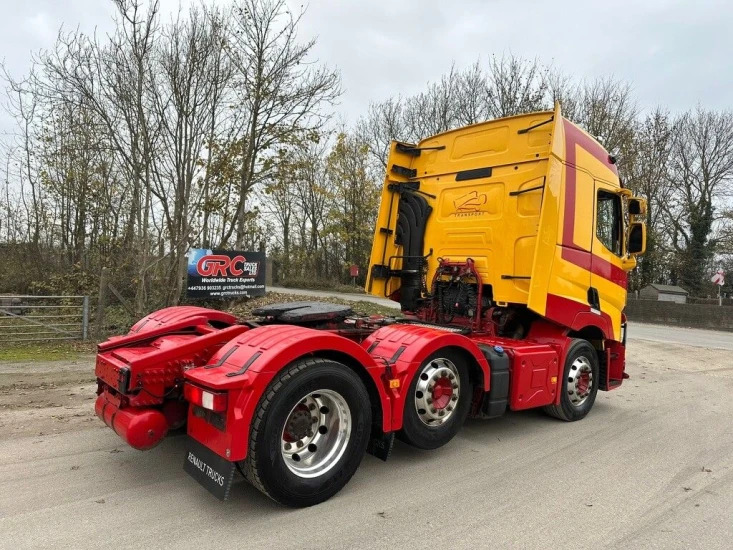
[82,296,89,340]
[96,267,108,340]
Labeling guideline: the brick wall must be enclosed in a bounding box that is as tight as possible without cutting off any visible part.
[625,299,733,331]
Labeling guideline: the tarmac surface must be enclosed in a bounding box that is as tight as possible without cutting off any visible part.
[1,323,732,549]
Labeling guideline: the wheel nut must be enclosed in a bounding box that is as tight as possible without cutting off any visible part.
[297,440,304,448]
[309,404,316,410]
[307,430,313,437]
[452,383,458,389]
[448,374,455,380]
[427,398,433,405]
[284,442,291,450]
[451,395,457,401]
[430,407,437,414]
[438,410,445,416]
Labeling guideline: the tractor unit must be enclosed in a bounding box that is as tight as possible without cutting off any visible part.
[94,104,646,506]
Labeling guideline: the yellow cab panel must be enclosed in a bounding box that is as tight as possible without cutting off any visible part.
[367,103,643,343]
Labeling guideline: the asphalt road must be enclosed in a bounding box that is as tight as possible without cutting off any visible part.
[629,322,733,351]
[1,327,732,549]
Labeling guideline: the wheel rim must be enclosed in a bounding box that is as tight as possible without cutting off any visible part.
[281,389,351,479]
[566,356,594,406]
[414,357,460,426]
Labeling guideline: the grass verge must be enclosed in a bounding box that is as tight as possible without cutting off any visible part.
[228,292,399,318]
[0,340,96,362]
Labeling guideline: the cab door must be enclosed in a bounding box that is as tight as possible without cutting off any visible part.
[590,183,628,341]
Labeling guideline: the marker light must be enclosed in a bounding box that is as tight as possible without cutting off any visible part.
[184,383,227,412]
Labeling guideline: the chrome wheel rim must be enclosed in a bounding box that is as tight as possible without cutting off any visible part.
[414,357,460,426]
[281,389,351,478]
[567,356,594,406]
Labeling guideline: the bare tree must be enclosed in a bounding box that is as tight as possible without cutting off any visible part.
[356,97,404,170]
[573,78,638,164]
[665,108,733,294]
[39,0,162,313]
[220,0,341,248]
[153,4,232,303]
[625,108,676,286]
[485,54,549,118]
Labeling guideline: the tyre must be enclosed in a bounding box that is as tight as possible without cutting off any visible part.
[543,339,599,421]
[243,357,371,507]
[398,349,472,450]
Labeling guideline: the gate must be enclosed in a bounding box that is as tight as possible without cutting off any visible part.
[0,295,89,343]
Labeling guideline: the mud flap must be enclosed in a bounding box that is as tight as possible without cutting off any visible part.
[183,437,236,501]
[366,432,395,461]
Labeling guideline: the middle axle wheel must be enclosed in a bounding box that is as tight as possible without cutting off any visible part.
[399,349,472,450]
[413,357,461,426]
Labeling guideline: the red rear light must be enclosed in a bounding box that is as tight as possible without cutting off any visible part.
[184,383,228,412]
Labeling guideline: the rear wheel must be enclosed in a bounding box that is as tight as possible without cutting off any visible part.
[398,350,472,450]
[543,339,599,421]
[243,358,371,507]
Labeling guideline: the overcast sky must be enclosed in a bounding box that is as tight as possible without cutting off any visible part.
[1,0,731,134]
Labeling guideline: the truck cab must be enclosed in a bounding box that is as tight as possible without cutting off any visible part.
[366,103,646,346]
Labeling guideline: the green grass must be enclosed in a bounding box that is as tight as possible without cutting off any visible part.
[0,341,96,361]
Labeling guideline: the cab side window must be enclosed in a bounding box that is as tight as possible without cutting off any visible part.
[596,191,622,256]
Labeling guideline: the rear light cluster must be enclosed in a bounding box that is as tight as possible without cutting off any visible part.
[184,383,228,412]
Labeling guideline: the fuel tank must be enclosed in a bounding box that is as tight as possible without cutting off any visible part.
[95,393,169,450]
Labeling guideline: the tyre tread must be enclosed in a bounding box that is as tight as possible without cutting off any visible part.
[242,357,319,503]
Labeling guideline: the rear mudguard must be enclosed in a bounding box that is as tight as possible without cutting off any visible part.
[363,324,490,431]
[99,306,239,352]
[185,324,393,461]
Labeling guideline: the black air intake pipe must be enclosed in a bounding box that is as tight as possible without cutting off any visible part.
[395,191,432,311]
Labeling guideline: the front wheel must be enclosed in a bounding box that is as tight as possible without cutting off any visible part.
[543,339,599,421]
[243,358,371,507]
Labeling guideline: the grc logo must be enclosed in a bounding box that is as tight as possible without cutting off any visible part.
[196,255,259,277]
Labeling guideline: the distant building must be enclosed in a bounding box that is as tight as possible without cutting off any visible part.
[639,284,689,304]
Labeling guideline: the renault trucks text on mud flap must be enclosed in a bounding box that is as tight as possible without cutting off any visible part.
[94,104,647,506]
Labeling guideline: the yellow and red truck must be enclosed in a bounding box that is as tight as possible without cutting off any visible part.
[94,104,646,506]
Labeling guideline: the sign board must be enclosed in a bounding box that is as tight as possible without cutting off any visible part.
[711,269,725,286]
[187,249,266,299]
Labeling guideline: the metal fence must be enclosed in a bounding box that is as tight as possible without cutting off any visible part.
[0,295,89,343]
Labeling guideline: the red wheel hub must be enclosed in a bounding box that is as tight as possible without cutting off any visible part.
[283,404,311,442]
[431,377,453,410]
[577,372,590,395]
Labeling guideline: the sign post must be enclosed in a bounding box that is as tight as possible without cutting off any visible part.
[711,269,725,306]
[187,249,266,299]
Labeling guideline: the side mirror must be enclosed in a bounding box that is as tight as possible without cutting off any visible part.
[628,222,646,255]
[628,198,645,215]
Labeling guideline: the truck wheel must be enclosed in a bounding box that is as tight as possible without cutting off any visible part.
[243,357,371,507]
[543,339,599,421]
[398,350,472,450]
